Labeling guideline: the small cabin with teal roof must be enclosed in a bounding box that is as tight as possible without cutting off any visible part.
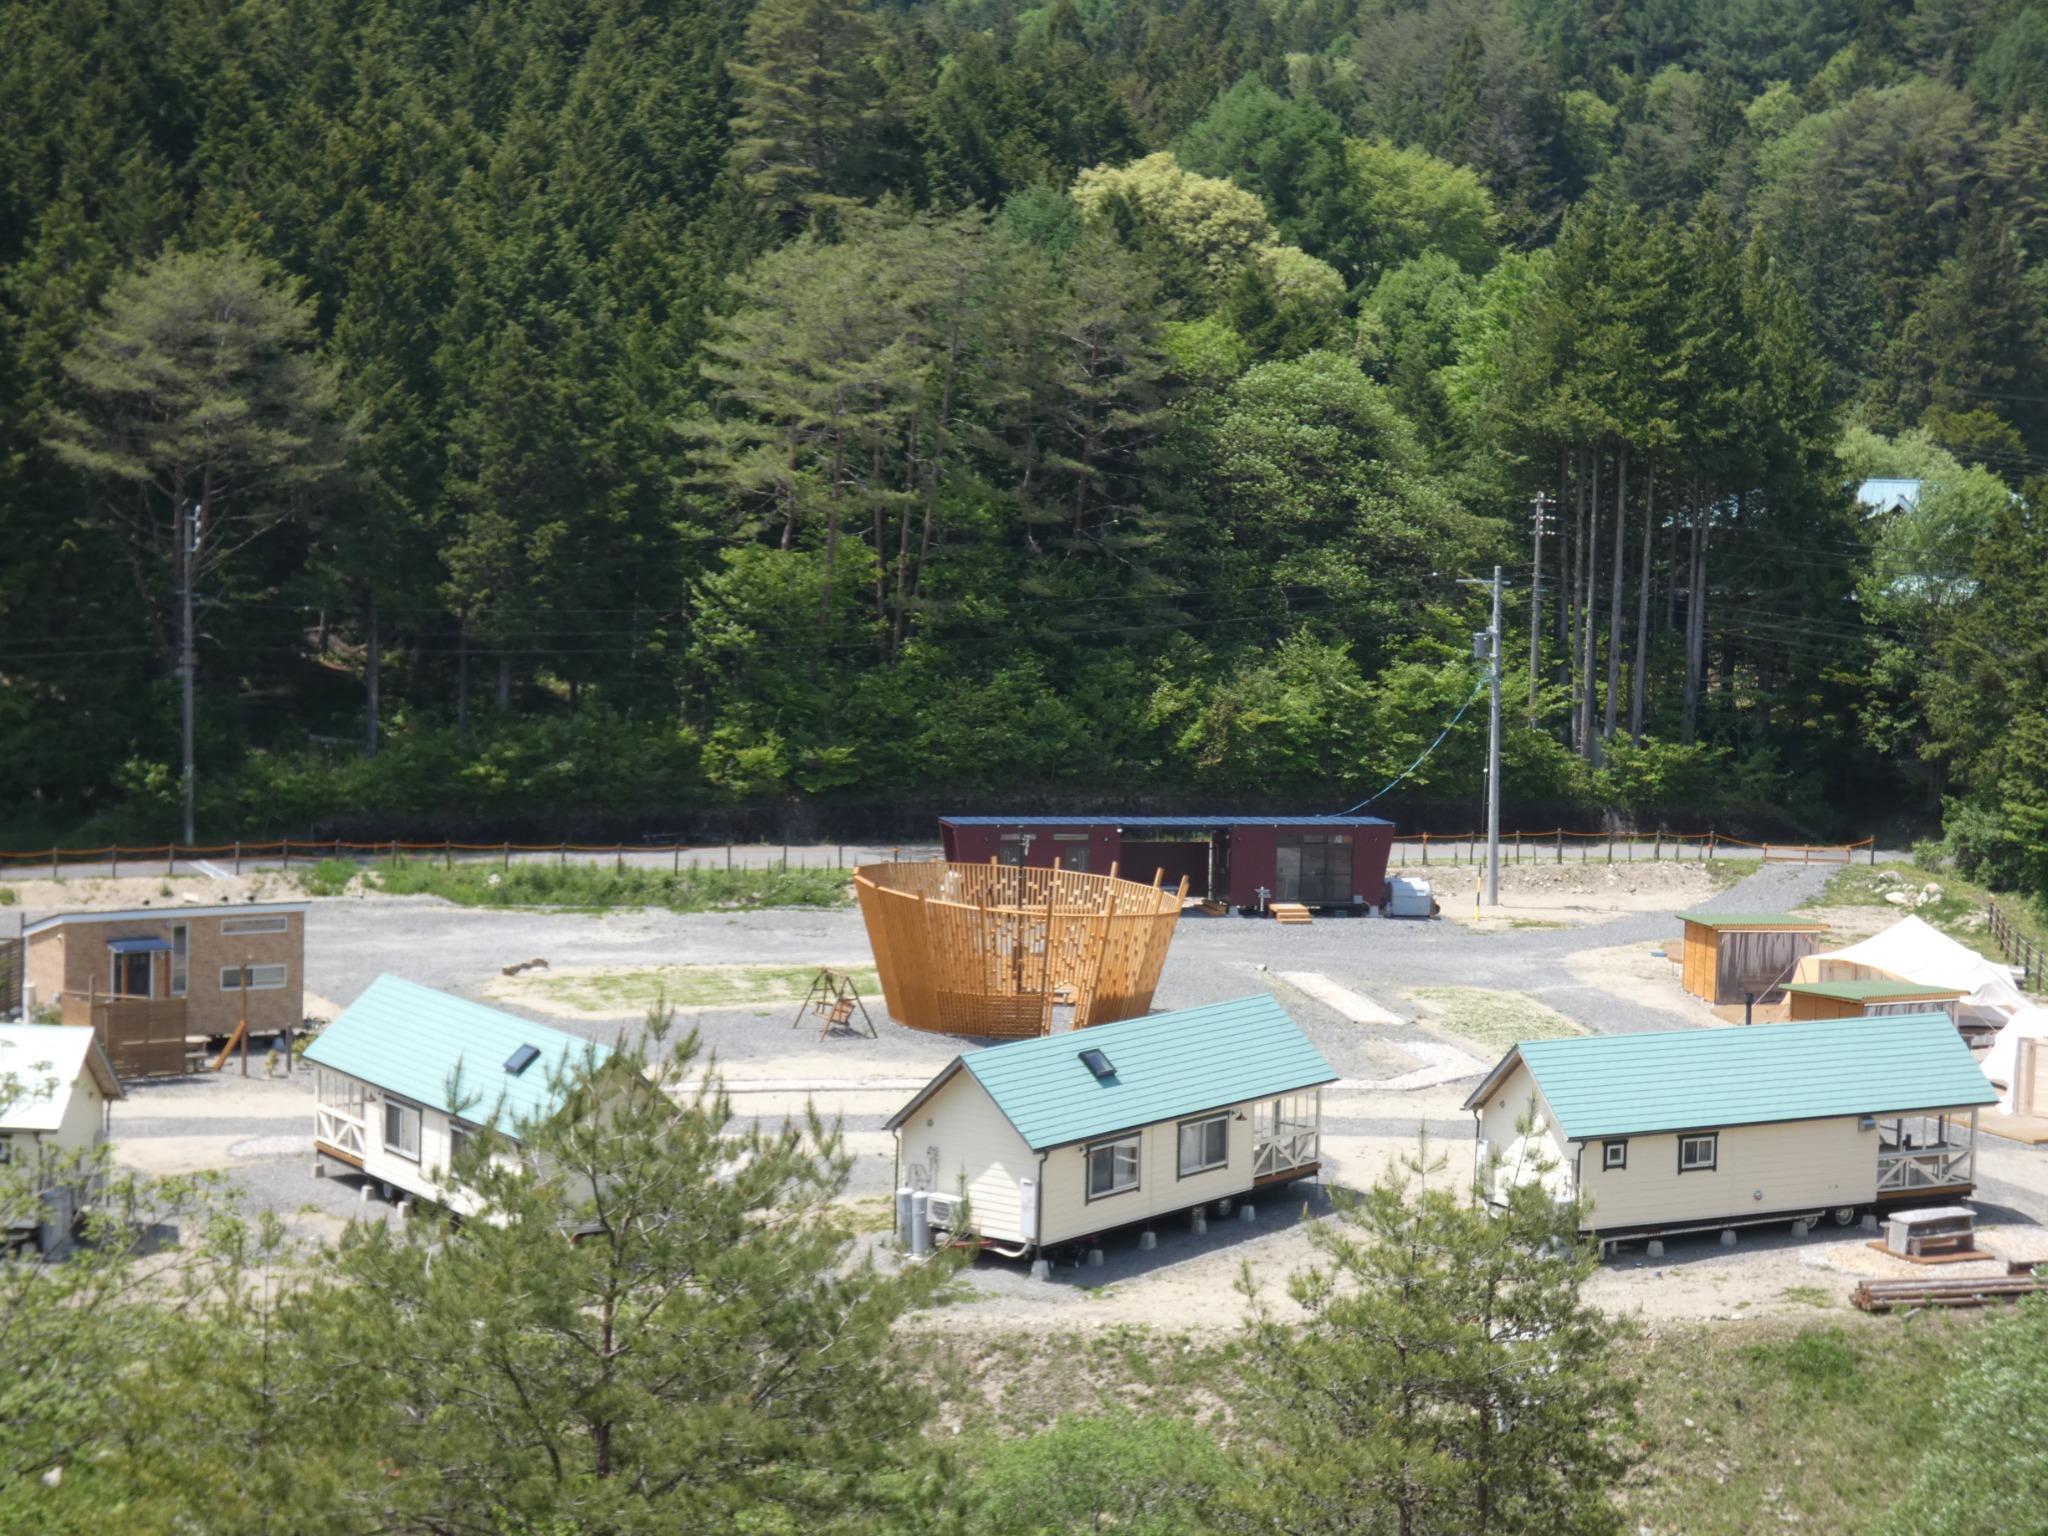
[1464,1014,1996,1244]
[306,975,616,1213]
[885,995,1337,1255]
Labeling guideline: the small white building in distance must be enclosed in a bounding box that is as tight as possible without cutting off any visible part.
[886,994,1336,1256]
[305,975,613,1214]
[0,1024,123,1257]
[1465,1013,1996,1246]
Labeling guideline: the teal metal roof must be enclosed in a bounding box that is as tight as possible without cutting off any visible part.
[1470,1014,1994,1139]
[898,995,1336,1151]
[1677,911,1828,929]
[305,975,612,1131]
[1785,979,1961,1002]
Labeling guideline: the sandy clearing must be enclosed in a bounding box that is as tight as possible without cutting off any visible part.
[1274,972,1403,1025]
[3,870,302,914]
[483,960,881,1019]
[1562,939,1722,1025]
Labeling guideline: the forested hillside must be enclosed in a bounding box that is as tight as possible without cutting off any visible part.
[2,0,2045,890]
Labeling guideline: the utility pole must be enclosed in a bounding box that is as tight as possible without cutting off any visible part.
[1526,492,1549,723]
[179,497,198,846]
[1458,565,1505,907]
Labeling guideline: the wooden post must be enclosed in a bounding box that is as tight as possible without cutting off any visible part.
[233,840,241,875]
[727,845,733,872]
[1654,832,1661,861]
[559,841,567,866]
[167,845,175,876]
[1421,833,1429,866]
[503,842,510,871]
[110,846,117,879]
[1515,830,1522,865]
[616,845,624,873]
[50,846,57,879]
[282,840,290,871]
[1555,829,1563,864]
[240,958,250,1077]
[673,843,681,874]
[1709,831,1718,859]
[781,845,788,871]
[1868,840,1876,867]
[445,837,453,869]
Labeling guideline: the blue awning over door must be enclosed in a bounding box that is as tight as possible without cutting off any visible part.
[106,936,171,954]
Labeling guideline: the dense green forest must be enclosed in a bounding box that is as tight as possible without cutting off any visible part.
[2,0,2045,891]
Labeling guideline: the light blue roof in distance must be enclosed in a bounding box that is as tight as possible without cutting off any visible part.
[1475,1014,1995,1140]
[305,975,612,1131]
[924,995,1336,1150]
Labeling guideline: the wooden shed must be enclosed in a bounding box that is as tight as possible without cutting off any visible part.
[1676,911,1828,1005]
[1464,1013,1997,1241]
[885,994,1335,1257]
[1783,979,1964,1023]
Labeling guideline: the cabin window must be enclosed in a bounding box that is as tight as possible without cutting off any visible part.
[170,924,188,996]
[1052,833,1090,873]
[1602,1140,1627,1171]
[1677,1133,1718,1173]
[0,1137,10,1165]
[1085,1136,1141,1200]
[220,915,289,936]
[448,1120,473,1171]
[220,964,287,991]
[1177,1113,1229,1176]
[383,1098,422,1161]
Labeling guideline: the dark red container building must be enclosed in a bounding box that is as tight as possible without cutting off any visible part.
[937,815,1396,913]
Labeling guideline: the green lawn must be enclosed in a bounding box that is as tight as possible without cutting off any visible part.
[1406,985,1587,1054]
[338,857,854,913]
[526,962,880,1014]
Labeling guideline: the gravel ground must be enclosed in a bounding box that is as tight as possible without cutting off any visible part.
[92,855,2048,1320]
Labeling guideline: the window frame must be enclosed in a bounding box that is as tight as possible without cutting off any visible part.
[1676,1132,1718,1174]
[220,963,288,992]
[170,923,188,997]
[1601,1139,1628,1171]
[220,915,290,936]
[1084,1134,1142,1202]
[1176,1112,1230,1178]
[382,1097,422,1162]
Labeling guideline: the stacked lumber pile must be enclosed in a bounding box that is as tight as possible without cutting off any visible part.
[1851,1274,2044,1313]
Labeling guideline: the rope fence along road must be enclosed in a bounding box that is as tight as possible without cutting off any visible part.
[0,839,942,885]
[1389,831,1881,869]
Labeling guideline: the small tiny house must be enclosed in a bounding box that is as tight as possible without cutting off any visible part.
[938,815,1395,912]
[305,975,613,1215]
[1464,1014,1997,1241]
[1783,979,1964,1023]
[22,902,307,1074]
[885,994,1336,1254]
[1676,911,1828,1004]
[0,1024,123,1257]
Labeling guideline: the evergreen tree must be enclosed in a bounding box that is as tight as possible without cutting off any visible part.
[728,0,890,234]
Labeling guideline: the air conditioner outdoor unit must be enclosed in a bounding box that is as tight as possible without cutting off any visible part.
[924,1193,963,1230]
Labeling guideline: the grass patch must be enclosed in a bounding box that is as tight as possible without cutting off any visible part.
[1624,1314,1978,1534]
[1506,917,1569,930]
[1804,862,2048,954]
[1778,1285,1832,1309]
[525,963,880,1014]
[362,858,853,913]
[0,884,13,906]
[292,858,359,897]
[1407,986,1586,1054]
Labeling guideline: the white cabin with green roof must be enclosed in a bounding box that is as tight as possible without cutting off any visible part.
[1465,1014,1997,1241]
[305,976,614,1215]
[885,995,1337,1256]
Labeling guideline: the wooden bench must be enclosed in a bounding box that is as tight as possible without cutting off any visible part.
[1884,1205,1976,1258]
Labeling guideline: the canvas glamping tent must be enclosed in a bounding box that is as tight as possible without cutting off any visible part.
[1792,915,2027,1037]
[1982,1005,2048,1113]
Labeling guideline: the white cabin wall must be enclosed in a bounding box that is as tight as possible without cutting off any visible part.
[902,1072,1037,1243]
[1473,1063,1575,1204]
[1576,1116,1874,1230]
[50,1068,108,1157]
[1037,1099,1269,1248]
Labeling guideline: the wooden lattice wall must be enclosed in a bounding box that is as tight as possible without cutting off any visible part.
[855,861,1186,1039]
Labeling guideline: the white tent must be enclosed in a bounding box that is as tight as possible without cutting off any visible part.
[1983,1005,2048,1108]
[1792,915,2029,1033]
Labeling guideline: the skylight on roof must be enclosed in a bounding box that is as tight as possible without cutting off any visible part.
[1079,1047,1115,1079]
[504,1044,541,1077]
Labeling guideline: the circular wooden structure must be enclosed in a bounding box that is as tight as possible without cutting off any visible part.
[855,861,1185,1039]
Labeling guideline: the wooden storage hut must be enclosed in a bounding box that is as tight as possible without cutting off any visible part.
[856,860,1182,1039]
[886,994,1335,1257]
[305,975,624,1216]
[937,814,1395,912]
[1676,911,1828,1005]
[1783,979,1964,1023]
[1464,1013,1996,1241]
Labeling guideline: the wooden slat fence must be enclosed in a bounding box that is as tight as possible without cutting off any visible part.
[856,861,1184,1039]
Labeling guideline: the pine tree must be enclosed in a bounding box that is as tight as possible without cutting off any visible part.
[728,0,889,234]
